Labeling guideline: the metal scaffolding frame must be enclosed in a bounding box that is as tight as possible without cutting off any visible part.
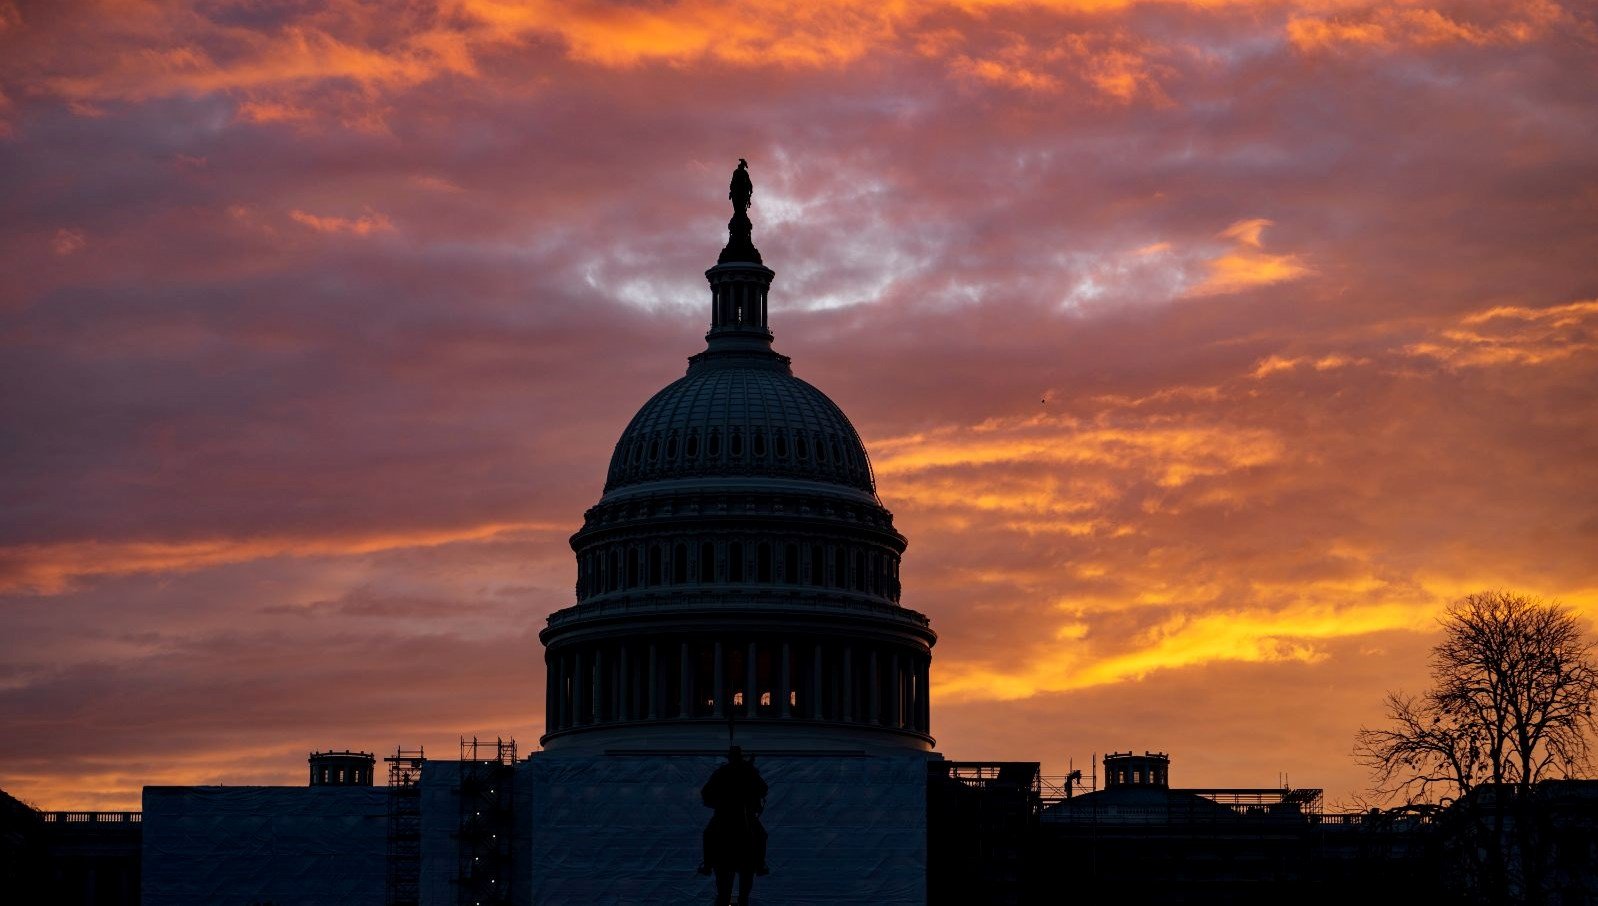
[385,746,426,906]
[456,736,517,906]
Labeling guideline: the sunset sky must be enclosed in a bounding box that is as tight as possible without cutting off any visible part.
[3,0,1596,810]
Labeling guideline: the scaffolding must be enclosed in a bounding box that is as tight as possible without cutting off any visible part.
[456,737,517,906]
[385,746,426,906]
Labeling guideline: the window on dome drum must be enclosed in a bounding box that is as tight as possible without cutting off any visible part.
[672,543,687,584]
[753,429,766,458]
[626,546,640,588]
[832,547,846,588]
[728,543,744,582]
[809,544,824,585]
[665,434,677,459]
[796,435,808,459]
[648,439,659,461]
[757,543,772,582]
[854,551,866,591]
[730,431,743,457]
[699,542,714,582]
[610,549,622,590]
[647,546,662,586]
[685,432,699,458]
[775,432,788,459]
[782,543,797,583]
[708,429,720,457]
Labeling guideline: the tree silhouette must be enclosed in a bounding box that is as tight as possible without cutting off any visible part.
[1356,590,1598,903]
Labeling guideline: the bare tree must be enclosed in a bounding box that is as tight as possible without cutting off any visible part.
[1355,591,1598,903]
[1357,591,1598,802]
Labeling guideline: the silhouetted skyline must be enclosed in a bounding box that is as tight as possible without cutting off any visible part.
[3,0,1596,812]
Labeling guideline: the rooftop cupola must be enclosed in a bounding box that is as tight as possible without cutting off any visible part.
[701,158,779,361]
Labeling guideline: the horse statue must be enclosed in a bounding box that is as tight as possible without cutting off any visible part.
[698,745,769,905]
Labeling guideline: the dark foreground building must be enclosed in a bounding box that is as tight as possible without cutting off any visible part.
[7,165,1597,905]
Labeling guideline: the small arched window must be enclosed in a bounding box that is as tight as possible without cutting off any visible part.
[665,434,678,459]
[753,430,767,458]
[673,543,688,583]
[730,431,744,457]
[626,546,640,588]
[728,543,744,582]
[685,432,699,458]
[783,543,798,583]
[700,542,715,582]
[708,429,721,457]
[796,435,809,460]
[810,544,824,585]
[647,545,662,586]
[832,547,846,588]
[757,543,772,582]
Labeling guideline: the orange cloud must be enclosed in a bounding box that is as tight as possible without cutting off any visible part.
[1289,0,1570,52]
[935,594,1437,701]
[289,208,396,235]
[1405,298,1598,367]
[1185,218,1312,296]
[0,522,564,595]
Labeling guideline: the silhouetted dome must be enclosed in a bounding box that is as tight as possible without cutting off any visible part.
[604,359,875,494]
[543,162,933,757]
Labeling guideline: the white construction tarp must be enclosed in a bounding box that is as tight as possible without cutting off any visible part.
[527,753,928,905]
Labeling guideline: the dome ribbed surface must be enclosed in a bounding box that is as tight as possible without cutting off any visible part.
[605,364,875,493]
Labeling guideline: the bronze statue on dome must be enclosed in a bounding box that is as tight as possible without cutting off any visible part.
[730,158,753,215]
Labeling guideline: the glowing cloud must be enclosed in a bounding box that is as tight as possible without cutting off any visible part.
[1185,218,1313,296]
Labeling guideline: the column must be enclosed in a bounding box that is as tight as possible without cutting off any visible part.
[812,644,823,720]
[618,644,629,722]
[869,648,881,725]
[679,641,692,718]
[780,642,792,718]
[918,658,931,733]
[545,659,555,732]
[843,646,853,722]
[557,654,570,730]
[746,641,758,718]
[574,648,588,725]
[889,653,901,729]
[713,640,724,719]
[593,646,606,722]
[648,643,659,720]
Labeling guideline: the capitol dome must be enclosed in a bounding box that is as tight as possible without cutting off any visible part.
[604,358,876,494]
[540,162,935,754]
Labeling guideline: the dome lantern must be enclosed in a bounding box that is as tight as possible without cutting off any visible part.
[703,159,778,360]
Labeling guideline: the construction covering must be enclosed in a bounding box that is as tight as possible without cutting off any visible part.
[142,785,387,906]
[525,752,929,905]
